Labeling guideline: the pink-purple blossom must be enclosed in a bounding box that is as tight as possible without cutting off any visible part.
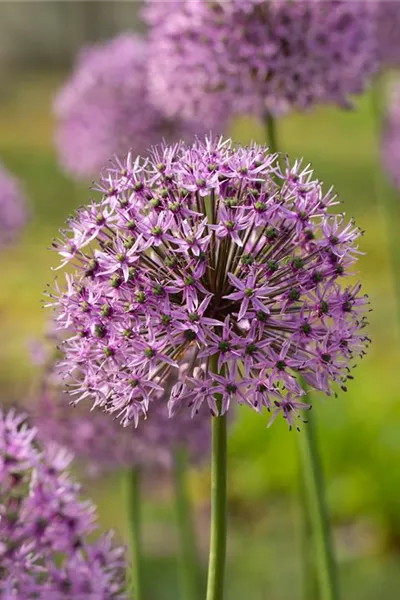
[0,162,28,248]
[372,0,400,69]
[0,409,126,598]
[381,79,400,191]
[48,136,369,431]
[54,33,220,179]
[144,0,376,122]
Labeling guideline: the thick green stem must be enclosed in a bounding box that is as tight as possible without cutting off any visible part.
[298,404,339,600]
[371,75,400,333]
[206,356,227,600]
[173,449,200,600]
[126,468,143,600]
[299,473,319,600]
[264,111,278,154]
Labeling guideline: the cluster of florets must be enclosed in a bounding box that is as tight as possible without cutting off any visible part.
[49,136,369,430]
[32,335,210,473]
[0,162,28,248]
[0,409,126,599]
[381,80,400,191]
[144,0,376,122]
[54,33,216,179]
[372,0,400,69]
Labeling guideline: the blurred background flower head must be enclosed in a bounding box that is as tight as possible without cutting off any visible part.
[381,80,400,191]
[54,33,221,179]
[144,0,377,122]
[0,162,28,248]
[0,409,126,599]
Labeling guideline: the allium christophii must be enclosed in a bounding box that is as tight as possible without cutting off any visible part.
[372,0,400,69]
[381,80,400,190]
[54,33,220,179]
[0,162,28,248]
[145,0,376,121]
[0,409,126,599]
[48,137,369,431]
[32,336,210,473]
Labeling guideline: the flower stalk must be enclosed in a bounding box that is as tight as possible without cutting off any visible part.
[298,402,339,600]
[264,111,278,155]
[173,449,201,600]
[126,467,143,600]
[206,354,228,600]
[299,472,319,600]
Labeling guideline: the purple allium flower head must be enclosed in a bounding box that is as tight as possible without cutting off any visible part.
[54,33,222,179]
[0,162,28,248]
[144,0,376,121]
[381,79,400,190]
[372,0,400,69]
[0,409,126,599]
[31,333,210,473]
[48,137,370,430]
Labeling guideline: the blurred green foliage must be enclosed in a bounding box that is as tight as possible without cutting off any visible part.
[1,73,400,598]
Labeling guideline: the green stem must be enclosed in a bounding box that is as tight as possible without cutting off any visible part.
[371,75,400,332]
[298,404,339,600]
[299,472,319,600]
[173,449,201,600]
[206,355,227,600]
[264,111,278,154]
[126,467,143,600]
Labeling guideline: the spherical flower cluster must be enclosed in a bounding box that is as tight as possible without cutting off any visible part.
[32,341,210,473]
[372,0,400,69]
[381,80,400,190]
[54,33,218,179]
[0,162,28,248]
[0,409,126,599]
[48,136,369,431]
[145,0,376,122]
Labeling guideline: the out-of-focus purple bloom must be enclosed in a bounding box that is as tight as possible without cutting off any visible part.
[144,0,376,122]
[31,334,210,474]
[372,0,400,69]
[0,409,126,599]
[381,80,400,190]
[0,162,28,248]
[54,33,223,179]
[48,136,369,431]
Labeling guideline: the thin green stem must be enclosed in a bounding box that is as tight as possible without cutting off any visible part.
[299,472,319,600]
[173,449,201,600]
[370,75,400,334]
[264,111,278,154]
[126,467,143,600]
[206,355,227,600]
[298,403,339,600]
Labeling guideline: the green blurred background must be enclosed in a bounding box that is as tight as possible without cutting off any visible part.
[1,2,400,599]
